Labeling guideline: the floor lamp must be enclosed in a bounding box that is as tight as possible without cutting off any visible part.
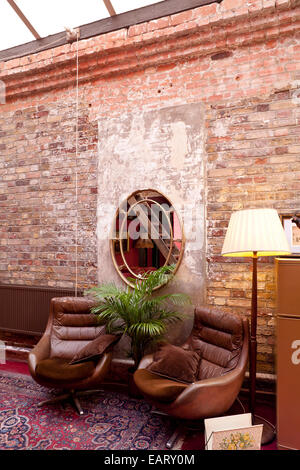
[221,208,291,444]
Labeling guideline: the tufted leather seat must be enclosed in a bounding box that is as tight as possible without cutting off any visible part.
[188,307,244,380]
[134,306,249,420]
[28,297,113,414]
[49,298,106,361]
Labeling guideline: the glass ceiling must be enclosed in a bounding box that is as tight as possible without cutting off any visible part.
[0,0,163,52]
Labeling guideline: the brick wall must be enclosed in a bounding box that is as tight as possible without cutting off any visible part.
[1,0,300,372]
[206,90,300,371]
[0,99,98,288]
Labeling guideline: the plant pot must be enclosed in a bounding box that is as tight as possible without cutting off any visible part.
[128,367,142,398]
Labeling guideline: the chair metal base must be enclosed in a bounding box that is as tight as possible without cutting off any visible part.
[151,410,206,449]
[37,389,103,415]
[166,427,182,449]
[151,410,191,449]
[165,421,205,449]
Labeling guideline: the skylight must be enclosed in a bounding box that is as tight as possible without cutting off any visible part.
[0,0,164,52]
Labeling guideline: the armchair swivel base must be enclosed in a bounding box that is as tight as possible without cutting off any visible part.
[37,388,104,415]
[151,409,190,449]
[152,409,207,449]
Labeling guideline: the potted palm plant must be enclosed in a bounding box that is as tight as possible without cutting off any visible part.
[86,265,190,374]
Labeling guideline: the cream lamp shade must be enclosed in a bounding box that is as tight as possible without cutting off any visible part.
[221,208,291,257]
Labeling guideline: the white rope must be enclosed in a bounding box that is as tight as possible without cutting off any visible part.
[75,32,79,297]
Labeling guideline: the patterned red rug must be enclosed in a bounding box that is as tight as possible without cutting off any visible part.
[0,363,277,451]
[0,369,174,450]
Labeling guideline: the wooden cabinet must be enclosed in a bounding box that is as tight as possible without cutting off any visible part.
[276,258,300,450]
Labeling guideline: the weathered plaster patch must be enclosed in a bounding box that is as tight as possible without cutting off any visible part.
[97,102,206,348]
[169,121,189,170]
[212,118,230,137]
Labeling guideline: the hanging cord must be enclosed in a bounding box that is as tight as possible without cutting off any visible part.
[75,32,79,297]
[255,414,276,432]
[236,396,246,413]
[236,395,276,432]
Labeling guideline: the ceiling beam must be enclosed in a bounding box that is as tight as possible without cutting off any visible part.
[103,0,116,17]
[7,0,41,40]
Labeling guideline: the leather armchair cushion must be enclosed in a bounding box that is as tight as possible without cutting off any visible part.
[69,333,121,365]
[147,344,201,383]
[134,369,188,403]
[50,297,105,360]
[36,357,95,382]
[50,324,106,360]
[190,307,244,380]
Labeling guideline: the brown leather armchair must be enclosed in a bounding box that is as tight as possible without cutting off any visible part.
[28,297,112,415]
[134,306,249,448]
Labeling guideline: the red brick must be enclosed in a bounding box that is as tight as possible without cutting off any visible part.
[221,0,245,11]
[128,23,147,37]
[148,17,170,32]
[194,3,219,17]
[276,0,291,8]
[170,10,194,26]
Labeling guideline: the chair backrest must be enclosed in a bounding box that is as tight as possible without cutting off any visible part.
[49,297,104,360]
[188,307,245,380]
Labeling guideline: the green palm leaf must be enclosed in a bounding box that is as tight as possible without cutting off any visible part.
[85,265,190,369]
[87,283,122,299]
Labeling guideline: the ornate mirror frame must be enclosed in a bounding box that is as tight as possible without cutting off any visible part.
[110,189,185,289]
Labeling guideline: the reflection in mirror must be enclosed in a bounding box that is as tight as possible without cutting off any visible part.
[110,189,185,288]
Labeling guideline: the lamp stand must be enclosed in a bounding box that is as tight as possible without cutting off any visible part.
[250,253,258,415]
[249,253,276,445]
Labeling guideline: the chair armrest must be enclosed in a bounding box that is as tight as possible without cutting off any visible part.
[28,334,51,376]
[93,351,112,381]
[166,364,247,420]
[178,367,243,401]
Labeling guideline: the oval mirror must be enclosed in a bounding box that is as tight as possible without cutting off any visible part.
[110,189,185,288]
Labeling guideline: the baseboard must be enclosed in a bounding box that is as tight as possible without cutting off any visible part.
[242,371,276,397]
